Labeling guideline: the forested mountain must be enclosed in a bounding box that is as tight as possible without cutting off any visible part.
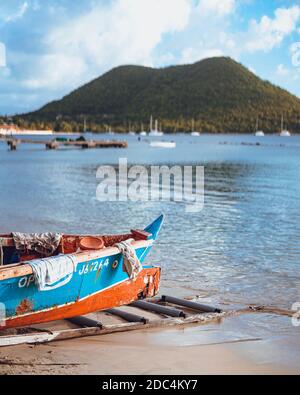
[17,57,300,133]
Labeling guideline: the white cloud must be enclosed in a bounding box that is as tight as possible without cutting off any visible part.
[24,0,191,90]
[23,53,86,90]
[276,64,289,76]
[0,42,6,67]
[177,2,238,65]
[177,4,300,64]
[290,42,300,67]
[181,47,223,64]
[5,1,29,22]
[197,0,236,17]
[245,6,300,52]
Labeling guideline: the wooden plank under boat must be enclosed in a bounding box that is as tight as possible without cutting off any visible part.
[0,216,164,330]
[0,296,227,347]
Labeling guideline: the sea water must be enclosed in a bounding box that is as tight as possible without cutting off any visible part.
[0,133,299,335]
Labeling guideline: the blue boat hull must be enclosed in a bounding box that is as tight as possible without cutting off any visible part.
[0,216,163,329]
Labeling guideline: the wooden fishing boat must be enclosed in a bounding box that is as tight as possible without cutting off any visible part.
[0,216,163,330]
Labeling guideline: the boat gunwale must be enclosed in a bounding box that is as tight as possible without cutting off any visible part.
[0,239,153,281]
[0,233,133,248]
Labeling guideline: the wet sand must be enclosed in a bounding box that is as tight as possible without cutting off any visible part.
[0,313,299,375]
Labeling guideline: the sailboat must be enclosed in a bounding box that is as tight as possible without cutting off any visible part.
[150,141,176,149]
[280,115,291,137]
[107,126,114,135]
[149,116,164,137]
[139,123,147,136]
[128,122,136,136]
[191,119,200,137]
[254,117,264,137]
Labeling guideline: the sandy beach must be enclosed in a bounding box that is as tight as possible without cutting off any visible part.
[0,311,299,375]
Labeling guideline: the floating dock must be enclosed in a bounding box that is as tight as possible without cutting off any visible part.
[0,137,128,150]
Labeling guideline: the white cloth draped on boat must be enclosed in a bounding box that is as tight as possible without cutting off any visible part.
[28,254,77,292]
[12,232,62,256]
[115,239,143,280]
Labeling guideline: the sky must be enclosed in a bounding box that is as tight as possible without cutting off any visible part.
[0,0,300,115]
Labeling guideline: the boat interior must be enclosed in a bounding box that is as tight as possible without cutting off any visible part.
[0,229,151,268]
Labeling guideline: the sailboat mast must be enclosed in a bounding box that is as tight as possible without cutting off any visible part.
[84,117,87,133]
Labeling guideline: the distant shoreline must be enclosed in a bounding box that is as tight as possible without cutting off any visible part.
[1,131,298,136]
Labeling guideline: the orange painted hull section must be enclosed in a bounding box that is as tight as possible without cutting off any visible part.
[3,267,161,330]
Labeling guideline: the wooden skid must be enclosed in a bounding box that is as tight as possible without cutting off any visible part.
[0,312,230,347]
[0,294,294,348]
[0,297,227,347]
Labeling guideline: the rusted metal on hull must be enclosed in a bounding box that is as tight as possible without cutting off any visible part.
[16,299,34,316]
[3,267,160,330]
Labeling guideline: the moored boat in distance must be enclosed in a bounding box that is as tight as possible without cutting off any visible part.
[254,117,264,137]
[149,116,164,137]
[150,141,176,149]
[0,216,164,330]
[255,131,265,137]
[128,122,136,135]
[280,115,291,137]
[280,130,291,137]
[191,119,200,136]
[139,123,147,136]
[108,126,115,135]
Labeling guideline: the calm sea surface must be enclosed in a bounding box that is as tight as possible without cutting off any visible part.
[0,133,299,334]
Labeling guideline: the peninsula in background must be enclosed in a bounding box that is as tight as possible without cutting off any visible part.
[11,57,300,134]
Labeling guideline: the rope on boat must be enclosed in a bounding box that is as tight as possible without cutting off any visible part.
[115,239,143,280]
[0,238,5,266]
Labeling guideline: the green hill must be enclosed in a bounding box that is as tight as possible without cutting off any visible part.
[18,57,300,133]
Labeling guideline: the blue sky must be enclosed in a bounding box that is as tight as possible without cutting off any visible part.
[0,0,300,115]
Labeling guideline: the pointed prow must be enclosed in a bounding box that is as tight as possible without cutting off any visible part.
[144,215,164,241]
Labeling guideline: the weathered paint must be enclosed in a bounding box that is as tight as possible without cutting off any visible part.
[0,215,164,330]
[3,267,160,329]
[16,299,34,316]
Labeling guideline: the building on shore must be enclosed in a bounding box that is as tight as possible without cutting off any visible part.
[0,123,53,136]
[0,123,20,135]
